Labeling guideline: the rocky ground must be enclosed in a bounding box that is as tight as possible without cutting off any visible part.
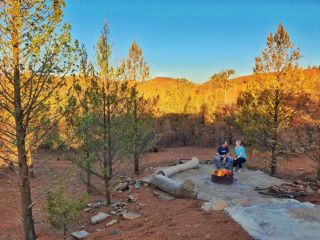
[0,146,319,239]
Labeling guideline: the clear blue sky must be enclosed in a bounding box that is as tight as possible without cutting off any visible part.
[64,0,320,83]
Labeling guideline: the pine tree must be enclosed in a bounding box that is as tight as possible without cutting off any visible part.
[95,20,128,204]
[122,41,154,173]
[0,1,78,239]
[237,24,303,176]
[68,45,100,194]
[122,84,156,174]
[123,40,149,82]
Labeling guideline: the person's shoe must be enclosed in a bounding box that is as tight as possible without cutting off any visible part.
[237,169,242,173]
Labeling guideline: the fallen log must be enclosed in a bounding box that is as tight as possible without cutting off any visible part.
[150,175,197,199]
[157,157,199,177]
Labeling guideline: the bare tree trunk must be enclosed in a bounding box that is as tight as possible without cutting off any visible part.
[85,152,91,194]
[63,224,67,239]
[316,162,320,181]
[102,81,112,205]
[12,2,36,239]
[133,96,140,174]
[134,152,139,174]
[104,175,111,205]
[86,170,91,194]
[107,91,112,178]
[270,89,280,177]
[270,147,277,176]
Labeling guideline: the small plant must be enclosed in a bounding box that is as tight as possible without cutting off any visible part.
[46,189,87,238]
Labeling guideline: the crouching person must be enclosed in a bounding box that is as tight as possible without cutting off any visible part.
[214,141,232,170]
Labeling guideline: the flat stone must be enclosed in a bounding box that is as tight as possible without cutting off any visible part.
[92,202,101,208]
[83,208,91,212]
[225,202,320,240]
[116,182,129,191]
[91,212,110,224]
[70,230,89,239]
[106,219,118,227]
[122,211,141,220]
[108,229,122,236]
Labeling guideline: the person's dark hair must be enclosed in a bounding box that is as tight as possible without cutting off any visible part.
[221,140,228,145]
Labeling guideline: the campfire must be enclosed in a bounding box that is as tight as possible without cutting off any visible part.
[211,169,234,184]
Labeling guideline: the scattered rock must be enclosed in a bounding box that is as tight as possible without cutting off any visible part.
[124,186,132,194]
[134,181,141,189]
[110,211,117,216]
[137,203,145,207]
[144,183,149,187]
[91,212,110,224]
[127,195,137,203]
[126,177,132,182]
[122,211,141,220]
[152,190,159,197]
[116,209,128,216]
[83,208,91,212]
[70,230,89,239]
[87,203,92,207]
[212,199,229,210]
[96,228,103,232]
[294,147,305,154]
[116,182,129,191]
[92,202,101,209]
[201,202,212,212]
[108,229,122,236]
[202,198,229,212]
[106,219,118,227]
[306,185,314,193]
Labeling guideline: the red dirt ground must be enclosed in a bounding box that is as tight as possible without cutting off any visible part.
[0,146,319,239]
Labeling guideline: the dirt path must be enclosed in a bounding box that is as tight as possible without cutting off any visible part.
[0,146,318,239]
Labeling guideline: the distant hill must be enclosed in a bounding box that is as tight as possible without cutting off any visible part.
[138,69,320,115]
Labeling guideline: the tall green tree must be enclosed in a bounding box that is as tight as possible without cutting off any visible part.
[68,45,101,194]
[0,1,78,239]
[95,21,128,204]
[236,24,303,176]
[121,41,154,173]
[122,85,156,174]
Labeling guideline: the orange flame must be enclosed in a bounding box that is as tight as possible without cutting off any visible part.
[211,169,233,177]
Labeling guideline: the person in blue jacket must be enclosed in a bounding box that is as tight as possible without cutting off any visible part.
[233,140,247,172]
[214,140,232,169]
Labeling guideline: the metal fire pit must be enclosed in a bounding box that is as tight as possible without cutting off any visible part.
[211,173,234,184]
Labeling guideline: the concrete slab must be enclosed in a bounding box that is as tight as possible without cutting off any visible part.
[171,164,320,240]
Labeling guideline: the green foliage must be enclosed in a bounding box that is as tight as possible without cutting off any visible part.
[236,24,304,175]
[46,188,87,236]
[118,85,156,158]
